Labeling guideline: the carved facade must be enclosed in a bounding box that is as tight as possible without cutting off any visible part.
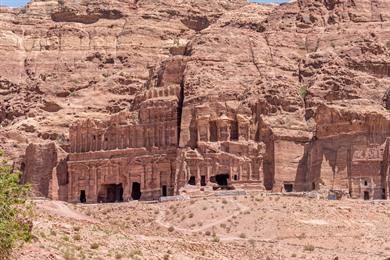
[175,104,265,193]
[62,85,180,202]
[269,105,390,200]
[33,87,390,202]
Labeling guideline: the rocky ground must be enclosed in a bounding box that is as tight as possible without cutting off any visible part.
[13,192,390,260]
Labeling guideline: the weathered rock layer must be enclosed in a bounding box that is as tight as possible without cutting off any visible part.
[0,0,389,201]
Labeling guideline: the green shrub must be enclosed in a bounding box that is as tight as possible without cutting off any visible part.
[0,151,32,258]
[299,85,309,98]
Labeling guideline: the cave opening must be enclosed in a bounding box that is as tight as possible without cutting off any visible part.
[79,190,86,203]
[105,184,124,202]
[162,185,167,197]
[364,191,370,200]
[188,176,196,185]
[215,174,229,186]
[131,182,142,200]
[201,175,206,186]
[284,183,293,193]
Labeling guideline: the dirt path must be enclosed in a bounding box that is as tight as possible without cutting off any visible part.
[35,199,96,223]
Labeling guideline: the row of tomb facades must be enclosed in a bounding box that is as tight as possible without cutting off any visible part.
[60,85,390,202]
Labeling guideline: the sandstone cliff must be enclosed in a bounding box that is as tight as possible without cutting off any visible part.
[0,0,389,198]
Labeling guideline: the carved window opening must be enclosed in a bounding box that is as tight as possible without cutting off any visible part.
[210,121,218,142]
[364,180,368,186]
[233,175,238,181]
[364,191,370,200]
[79,190,86,203]
[131,182,142,200]
[284,183,293,193]
[200,176,206,186]
[188,176,196,185]
[231,120,239,141]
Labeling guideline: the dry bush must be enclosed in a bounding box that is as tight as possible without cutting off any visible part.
[304,244,315,251]
[239,233,246,239]
[73,234,81,241]
[90,243,99,249]
[212,236,220,243]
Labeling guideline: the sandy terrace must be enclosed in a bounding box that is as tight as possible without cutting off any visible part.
[13,192,390,260]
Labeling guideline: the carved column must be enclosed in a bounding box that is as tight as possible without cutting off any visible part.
[68,168,73,201]
[206,165,210,185]
[91,165,97,201]
[196,163,201,186]
[76,129,81,153]
[229,161,233,181]
[161,123,166,147]
[248,162,253,181]
[86,132,90,152]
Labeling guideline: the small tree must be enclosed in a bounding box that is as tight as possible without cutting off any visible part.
[0,150,32,258]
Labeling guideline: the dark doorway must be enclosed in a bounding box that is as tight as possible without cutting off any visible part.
[382,188,386,200]
[312,182,316,190]
[80,190,86,203]
[116,185,123,202]
[233,175,238,181]
[216,174,229,186]
[364,191,370,200]
[284,183,293,192]
[131,182,142,200]
[188,176,196,185]
[162,185,167,197]
[106,184,123,202]
[201,176,206,186]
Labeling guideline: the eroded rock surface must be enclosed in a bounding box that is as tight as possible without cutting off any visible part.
[0,0,389,201]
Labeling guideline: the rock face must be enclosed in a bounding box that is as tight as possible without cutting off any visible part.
[22,142,67,199]
[0,0,389,201]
